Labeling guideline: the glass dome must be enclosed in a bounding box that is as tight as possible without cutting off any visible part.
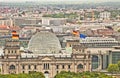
[28,32,61,54]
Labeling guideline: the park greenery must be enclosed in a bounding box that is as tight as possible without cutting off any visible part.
[0,71,113,78]
[43,13,78,19]
[42,10,120,20]
[0,72,45,78]
[107,61,120,74]
[109,10,120,19]
[54,71,112,78]
[42,12,99,20]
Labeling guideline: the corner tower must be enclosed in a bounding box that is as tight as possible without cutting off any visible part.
[72,45,92,72]
[4,30,20,59]
[1,30,21,74]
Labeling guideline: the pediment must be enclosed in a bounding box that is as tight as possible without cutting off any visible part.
[41,56,54,61]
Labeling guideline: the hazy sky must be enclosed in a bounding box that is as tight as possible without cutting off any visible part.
[0,0,120,2]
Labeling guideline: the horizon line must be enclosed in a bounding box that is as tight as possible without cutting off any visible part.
[0,1,120,3]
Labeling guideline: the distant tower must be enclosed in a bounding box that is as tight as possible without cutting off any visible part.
[1,30,21,74]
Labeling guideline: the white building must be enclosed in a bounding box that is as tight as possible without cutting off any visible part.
[99,11,111,20]
[80,37,120,48]
[0,17,13,26]
[42,18,67,26]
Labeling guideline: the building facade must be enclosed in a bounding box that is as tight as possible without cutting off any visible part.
[99,11,111,20]
[0,17,13,26]
[109,46,120,64]
[65,36,120,71]
[0,32,91,78]
[80,37,120,48]
[42,18,67,26]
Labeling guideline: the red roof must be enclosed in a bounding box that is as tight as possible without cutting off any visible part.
[9,26,21,31]
[0,25,9,30]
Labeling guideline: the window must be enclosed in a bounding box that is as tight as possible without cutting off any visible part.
[28,65,31,69]
[92,55,99,69]
[44,63,50,70]
[77,64,83,69]
[62,65,64,69]
[56,65,59,69]
[68,65,70,69]
[29,71,31,74]
[22,65,25,69]
[34,65,37,69]
[23,71,24,73]
[48,63,49,69]
[11,50,13,53]
[44,64,46,69]
[88,54,91,58]
[57,71,59,74]
[112,52,120,64]
[15,50,16,53]
[8,50,10,53]
[9,65,15,70]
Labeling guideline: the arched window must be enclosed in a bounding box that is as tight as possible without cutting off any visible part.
[44,71,49,74]
[9,65,15,70]
[92,55,99,69]
[77,64,83,69]
[44,71,49,78]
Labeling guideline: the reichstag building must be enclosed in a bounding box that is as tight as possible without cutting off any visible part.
[0,31,91,78]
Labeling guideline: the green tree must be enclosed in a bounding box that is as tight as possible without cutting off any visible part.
[17,73,29,78]
[0,74,7,78]
[107,64,119,74]
[43,13,78,19]
[0,72,45,78]
[117,61,120,71]
[54,71,112,78]
[110,10,120,19]
[29,71,45,78]
[118,29,120,32]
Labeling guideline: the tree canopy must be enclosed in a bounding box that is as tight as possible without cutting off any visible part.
[43,13,78,19]
[107,64,119,74]
[107,61,120,74]
[118,29,120,32]
[54,71,112,78]
[0,72,45,78]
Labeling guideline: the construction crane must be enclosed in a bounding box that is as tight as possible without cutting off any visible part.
[92,10,95,22]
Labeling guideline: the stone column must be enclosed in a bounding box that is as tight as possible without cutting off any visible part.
[102,55,107,69]
[1,64,4,74]
[74,62,77,73]
[109,51,112,64]
[51,63,54,78]
[98,55,102,71]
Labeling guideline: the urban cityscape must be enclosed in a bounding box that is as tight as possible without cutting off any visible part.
[0,0,120,78]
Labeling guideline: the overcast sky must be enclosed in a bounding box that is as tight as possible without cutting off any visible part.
[0,0,120,2]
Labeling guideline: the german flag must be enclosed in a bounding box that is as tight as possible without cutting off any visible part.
[12,34,19,39]
[12,30,17,35]
[72,30,79,36]
[12,30,19,39]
